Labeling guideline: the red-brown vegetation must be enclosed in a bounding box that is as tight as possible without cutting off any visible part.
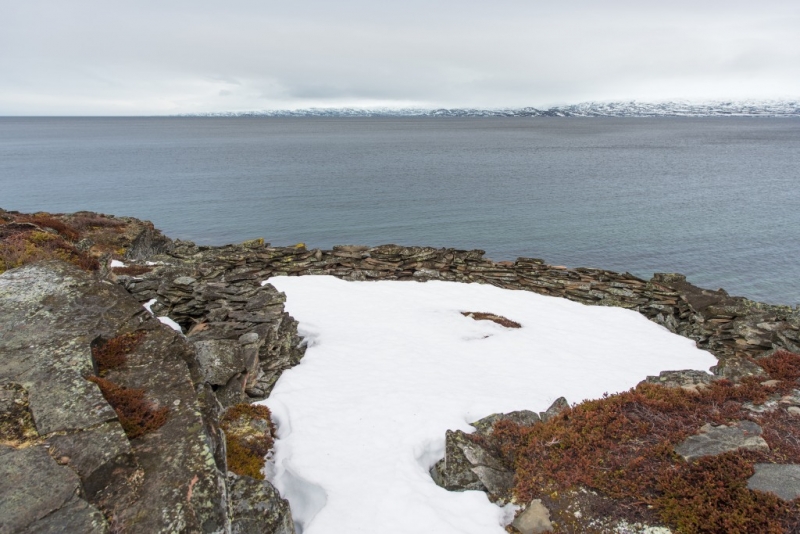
[461,311,522,328]
[490,350,800,533]
[91,331,146,376]
[87,376,169,439]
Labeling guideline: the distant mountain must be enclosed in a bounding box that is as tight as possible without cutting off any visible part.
[185,100,800,118]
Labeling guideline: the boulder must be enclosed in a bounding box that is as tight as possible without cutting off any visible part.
[228,473,295,534]
[511,499,553,534]
[430,429,514,503]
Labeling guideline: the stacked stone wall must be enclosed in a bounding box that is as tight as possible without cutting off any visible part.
[120,239,800,379]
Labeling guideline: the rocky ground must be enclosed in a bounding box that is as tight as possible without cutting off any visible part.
[1,208,799,533]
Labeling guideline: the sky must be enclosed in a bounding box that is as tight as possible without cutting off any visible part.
[1,0,798,115]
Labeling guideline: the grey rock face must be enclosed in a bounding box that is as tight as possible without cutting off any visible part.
[540,397,570,422]
[0,445,108,534]
[228,473,295,534]
[747,463,800,501]
[674,421,769,461]
[471,410,540,437]
[0,262,234,533]
[430,429,514,503]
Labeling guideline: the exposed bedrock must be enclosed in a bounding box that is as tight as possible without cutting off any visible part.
[0,262,294,533]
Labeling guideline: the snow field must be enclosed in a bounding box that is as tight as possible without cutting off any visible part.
[262,276,717,533]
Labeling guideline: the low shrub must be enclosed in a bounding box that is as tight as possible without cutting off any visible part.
[87,376,168,439]
[19,215,80,241]
[91,331,146,376]
[0,229,98,273]
[491,356,800,533]
[221,404,276,479]
[70,215,125,231]
[758,349,800,382]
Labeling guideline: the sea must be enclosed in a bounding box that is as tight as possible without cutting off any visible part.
[1,116,798,306]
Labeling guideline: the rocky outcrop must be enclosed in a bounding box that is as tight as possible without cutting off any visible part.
[0,262,295,533]
[117,248,305,407]
[430,401,570,504]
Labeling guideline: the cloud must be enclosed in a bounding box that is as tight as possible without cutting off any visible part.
[1,0,798,114]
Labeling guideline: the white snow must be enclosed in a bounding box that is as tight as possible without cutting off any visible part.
[109,259,126,268]
[142,298,157,315]
[262,276,716,534]
[157,316,182,334]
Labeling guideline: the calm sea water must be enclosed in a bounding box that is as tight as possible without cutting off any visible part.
[1,117,798,305]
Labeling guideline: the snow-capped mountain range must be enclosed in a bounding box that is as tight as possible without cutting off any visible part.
[186,100,800,118]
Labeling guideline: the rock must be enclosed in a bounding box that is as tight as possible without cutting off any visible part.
[512,499,553,534]
[228,473,295,534]
[195,339,247,386]
[747,464,800,501]
[540,397,570,422]
[711,356,767,381]
[0,444,108,533]
[644,369,714,388]
[674,421,769,461]
[471,410,540,437]
[46,421,135,499]
[0,262,232,532]
[18,495,109,534]
[430,429,513,503]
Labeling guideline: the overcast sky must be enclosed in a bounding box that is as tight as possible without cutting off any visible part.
[1,0,798,115]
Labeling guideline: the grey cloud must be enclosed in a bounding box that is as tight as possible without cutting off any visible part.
[0,0,798,114]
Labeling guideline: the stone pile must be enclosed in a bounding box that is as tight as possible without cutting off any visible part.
[118,242,305,406]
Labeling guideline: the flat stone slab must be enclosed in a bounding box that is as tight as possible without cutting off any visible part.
[18,496,108,534]
[0,444,105,533]
[747,464,800,501]
[674,421,769,461]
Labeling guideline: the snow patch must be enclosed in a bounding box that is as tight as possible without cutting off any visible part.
[157,316,182,334]
[109,259,126,268]
[261,276,716,533]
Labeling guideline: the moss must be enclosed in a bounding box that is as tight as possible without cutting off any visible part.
[221,403,276,479]
[91,331,146,376]
[0,384,39,447]
[490,360,800,533]
[87,376,168,439]
[461,311,522,328]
